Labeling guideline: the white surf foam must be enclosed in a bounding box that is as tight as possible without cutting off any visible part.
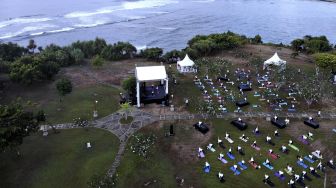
[0,24,55,39]
[0,17,52,29]
[64,0,178,18]
[46,27,75,33]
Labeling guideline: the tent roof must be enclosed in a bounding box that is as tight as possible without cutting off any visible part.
[264,52,286,65]
[177,54,195,67]
[135,66,167,81]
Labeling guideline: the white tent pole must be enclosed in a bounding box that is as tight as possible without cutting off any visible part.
[165,78,168,94]
[137,81,140,107]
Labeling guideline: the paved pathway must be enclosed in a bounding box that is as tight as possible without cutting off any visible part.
[46,110,336,177]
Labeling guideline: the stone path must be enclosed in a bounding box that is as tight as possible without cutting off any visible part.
[46,110,336,178]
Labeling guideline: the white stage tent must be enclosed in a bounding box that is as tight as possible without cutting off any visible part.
[177,54,196,73]
[135,66,168,107]
[263,52,287,71]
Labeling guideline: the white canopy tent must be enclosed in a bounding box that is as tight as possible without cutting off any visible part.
[177,54,196,73]
[135,66,168,107]
[263,52,287,71]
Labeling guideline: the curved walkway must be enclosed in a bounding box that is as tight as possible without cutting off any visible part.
[47,110,336,177]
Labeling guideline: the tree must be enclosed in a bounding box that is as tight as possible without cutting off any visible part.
[122,76,136,95]
[291,39,304,51]
[251,34,263,44]
[69,48,85,64]
[0,42,26,61]
[120,102,132,120]
[38,61,60,80]
[0,103,40,154]
[27,39,37,53]
[140,48,163,61]
[314,53,336,73]
[9,63,40,85]
[91,55,104,67]
[56,78,72,100]
[35,110,46,122]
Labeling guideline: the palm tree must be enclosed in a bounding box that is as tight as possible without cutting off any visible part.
[120,102,132,120]
[27,39,37,53]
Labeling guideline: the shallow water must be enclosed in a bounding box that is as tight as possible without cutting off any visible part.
[0,0,335,50]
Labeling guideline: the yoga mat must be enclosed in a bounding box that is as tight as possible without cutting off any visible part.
[239,137,248,142]
[225,137,234,144]
[238,162,247,170]
[198,151,205,158]
[304,156,315,163]
[249,161,258,169]
[284,168,293,176]
[218,157,228,164]
[298,137,309,145]
[297,161,308,169]
[275,172,285,181]
[230,166,241,175]
[251,144,261,151]
[204,166,210,173]
[288,144,300,152]
[227,152,235,160]
[268,152,279,160]
[262,162,274,170]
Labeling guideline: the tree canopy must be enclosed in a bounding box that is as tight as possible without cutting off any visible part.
[0,103,41,152]
[314,53,336,73]
[56,78,73,96]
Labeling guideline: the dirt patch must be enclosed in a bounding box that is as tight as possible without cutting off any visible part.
[170,122,213,163]
[216,44,314,68]
[60,59,158,88]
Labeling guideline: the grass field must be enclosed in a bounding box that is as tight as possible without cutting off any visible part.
[0,128,119,188]
[114,119,327,188]
[42,85,121,123]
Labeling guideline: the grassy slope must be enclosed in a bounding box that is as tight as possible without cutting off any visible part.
[115,119,324,188]
[42,85,120,123]
[0,128,119,188]
[198,119,323,188]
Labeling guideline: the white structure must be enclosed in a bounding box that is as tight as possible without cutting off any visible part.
[135,66,168,107]
[177,54,196,73]
[263,52,287,71]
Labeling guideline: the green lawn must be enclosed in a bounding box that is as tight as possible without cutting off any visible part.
[114,119,325,188]
[42,85,120,124]
[0,128,119,188]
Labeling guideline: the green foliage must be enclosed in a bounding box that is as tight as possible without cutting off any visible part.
[163,49,185,63]
[291,35,332,53]
[0,103,40,152]
[35,110,46,122]
[290,39,304,51]
[314,53,336,72]
[69,48,85,64]
[186,31,248,57]
[88,174,115,188]
[0,42,27,61]
[91,55,104,67]
[140,47,163,61]
[37,61,60,80]
[56,78,72,96]
[251,34,263,44]
[9,62,40,85]
[71,38,107,58]
[130,134,157,159]
[122,76,136,95]
[100,42,136,61]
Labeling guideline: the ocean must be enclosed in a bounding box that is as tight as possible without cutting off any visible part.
[1,0,336,50]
